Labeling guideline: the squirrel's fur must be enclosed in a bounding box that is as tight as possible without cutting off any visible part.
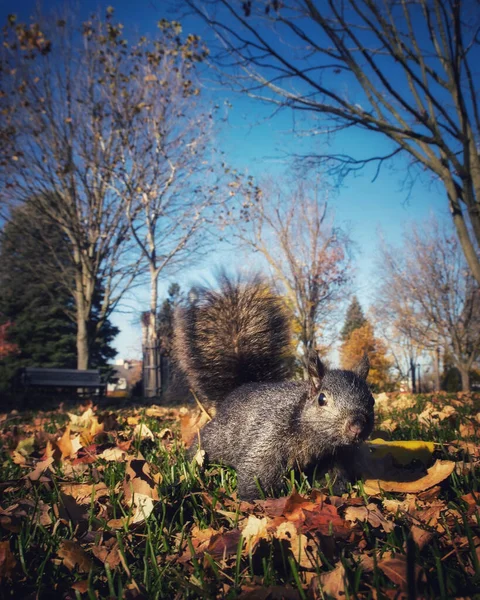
[174,275,375,500]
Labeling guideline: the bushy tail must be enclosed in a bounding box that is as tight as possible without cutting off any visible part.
[174,274,292,407]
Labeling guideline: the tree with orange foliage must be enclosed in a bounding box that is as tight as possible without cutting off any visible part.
[0,321,18,361]
[340,322,392,392]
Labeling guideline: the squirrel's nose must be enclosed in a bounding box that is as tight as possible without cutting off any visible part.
[347,417,366,440]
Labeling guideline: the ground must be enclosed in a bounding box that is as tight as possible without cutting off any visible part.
[0,392,479,599]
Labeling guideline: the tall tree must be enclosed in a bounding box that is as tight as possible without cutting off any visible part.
[237,178,352,368]
[185,0,480,284]
[340,296,367,341]
[0,10,170,368]
[0,202,118,391]
[157,283,185,358]
[109,20,228,396]
[378,220,480,391]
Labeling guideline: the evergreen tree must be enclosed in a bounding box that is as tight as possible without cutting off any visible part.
[340,296,367,341]
[0,202,118,391]
[157,283,184,357]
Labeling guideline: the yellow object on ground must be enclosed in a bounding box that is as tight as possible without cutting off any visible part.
[367,438,435,466]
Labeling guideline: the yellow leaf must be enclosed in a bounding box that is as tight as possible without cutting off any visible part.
[367,438,435,466]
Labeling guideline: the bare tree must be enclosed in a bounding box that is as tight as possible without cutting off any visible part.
[378,220,480,391]
[237,179,352,368]
[107,21,227,396]
[0,11,214,369]
[183,0,480,284]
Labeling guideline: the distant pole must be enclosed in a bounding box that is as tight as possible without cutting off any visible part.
[410,357,416,393]
[435,347,441,391]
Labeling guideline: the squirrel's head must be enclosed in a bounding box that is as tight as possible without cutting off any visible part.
[305,352,375,449]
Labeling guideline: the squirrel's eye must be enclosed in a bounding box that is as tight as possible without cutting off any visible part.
[317,393,327,406]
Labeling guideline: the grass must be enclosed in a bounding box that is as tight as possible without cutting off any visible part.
[0,391,479,599]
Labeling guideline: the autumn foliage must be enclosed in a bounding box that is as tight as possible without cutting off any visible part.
[0,322,18,360]
[340,322,392,391]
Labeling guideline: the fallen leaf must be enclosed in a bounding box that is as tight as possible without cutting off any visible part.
[418,404,457,425]
[57,425,73,458]
[71,580,89,593]
[14,436,35,458]
[275,521,319,569]
[377,556,409,589]
[241,515,270,553]
[92,539,121,569]
[133,423,155,441]
[0,541,17,580]
[344,503,395,532]
[57,540,92,573]
[367,439,435,466]
[60,482,110,503]
[25,457,54,481]
[181,410,210,447]
[459,421,477,438]
[319,562,347,598]
[364,460,455,494]
[123,458,159,523]
[410,525,434,550]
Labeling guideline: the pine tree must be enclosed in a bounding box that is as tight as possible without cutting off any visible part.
[340,296,367,341]
[157,283,184,357]
[0,202,118,391]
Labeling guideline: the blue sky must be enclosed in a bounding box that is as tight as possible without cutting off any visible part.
[7,0,449,361]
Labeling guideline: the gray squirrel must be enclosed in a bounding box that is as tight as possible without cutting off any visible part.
[174,275,375,500]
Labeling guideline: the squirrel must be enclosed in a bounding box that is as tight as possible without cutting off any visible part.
[174,275,375,500]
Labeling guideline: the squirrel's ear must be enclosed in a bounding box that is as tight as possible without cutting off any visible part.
[308,351,325,392]
[353,354,370,380]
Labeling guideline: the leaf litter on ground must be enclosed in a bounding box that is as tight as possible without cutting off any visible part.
[0,391,479,598]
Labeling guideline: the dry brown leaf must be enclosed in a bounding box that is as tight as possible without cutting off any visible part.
[382,498,416,515]
[418,403,457,425]
[60,482,110,503]
[123,458,159,523]
[25,457,54,481]
[241,515,270,553]
[344,503,395,533]
[11,451,26,465]
[0,541,17,580]
[379,419,398,433]
[377,556,409,589]
[57,425,73,458]
[92,540,121,569]
[205,529,242,560]
[410,525,434,550]
[459,421,478,438]
[364,459,455,494]
[181,410,211,447]
[57,540,92,573]
[275,521,319,569]
[133,423,155,441]
[71,580,89,593]
[319,562,347,598]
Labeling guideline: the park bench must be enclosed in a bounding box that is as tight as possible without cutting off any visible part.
[21,367,105,396]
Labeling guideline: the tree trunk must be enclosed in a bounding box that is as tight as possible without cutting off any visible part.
[75,269,90,370]
[459,367,470,392]
[447,187,480,285]
[145,266,161,397]
[77,312,89,370]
